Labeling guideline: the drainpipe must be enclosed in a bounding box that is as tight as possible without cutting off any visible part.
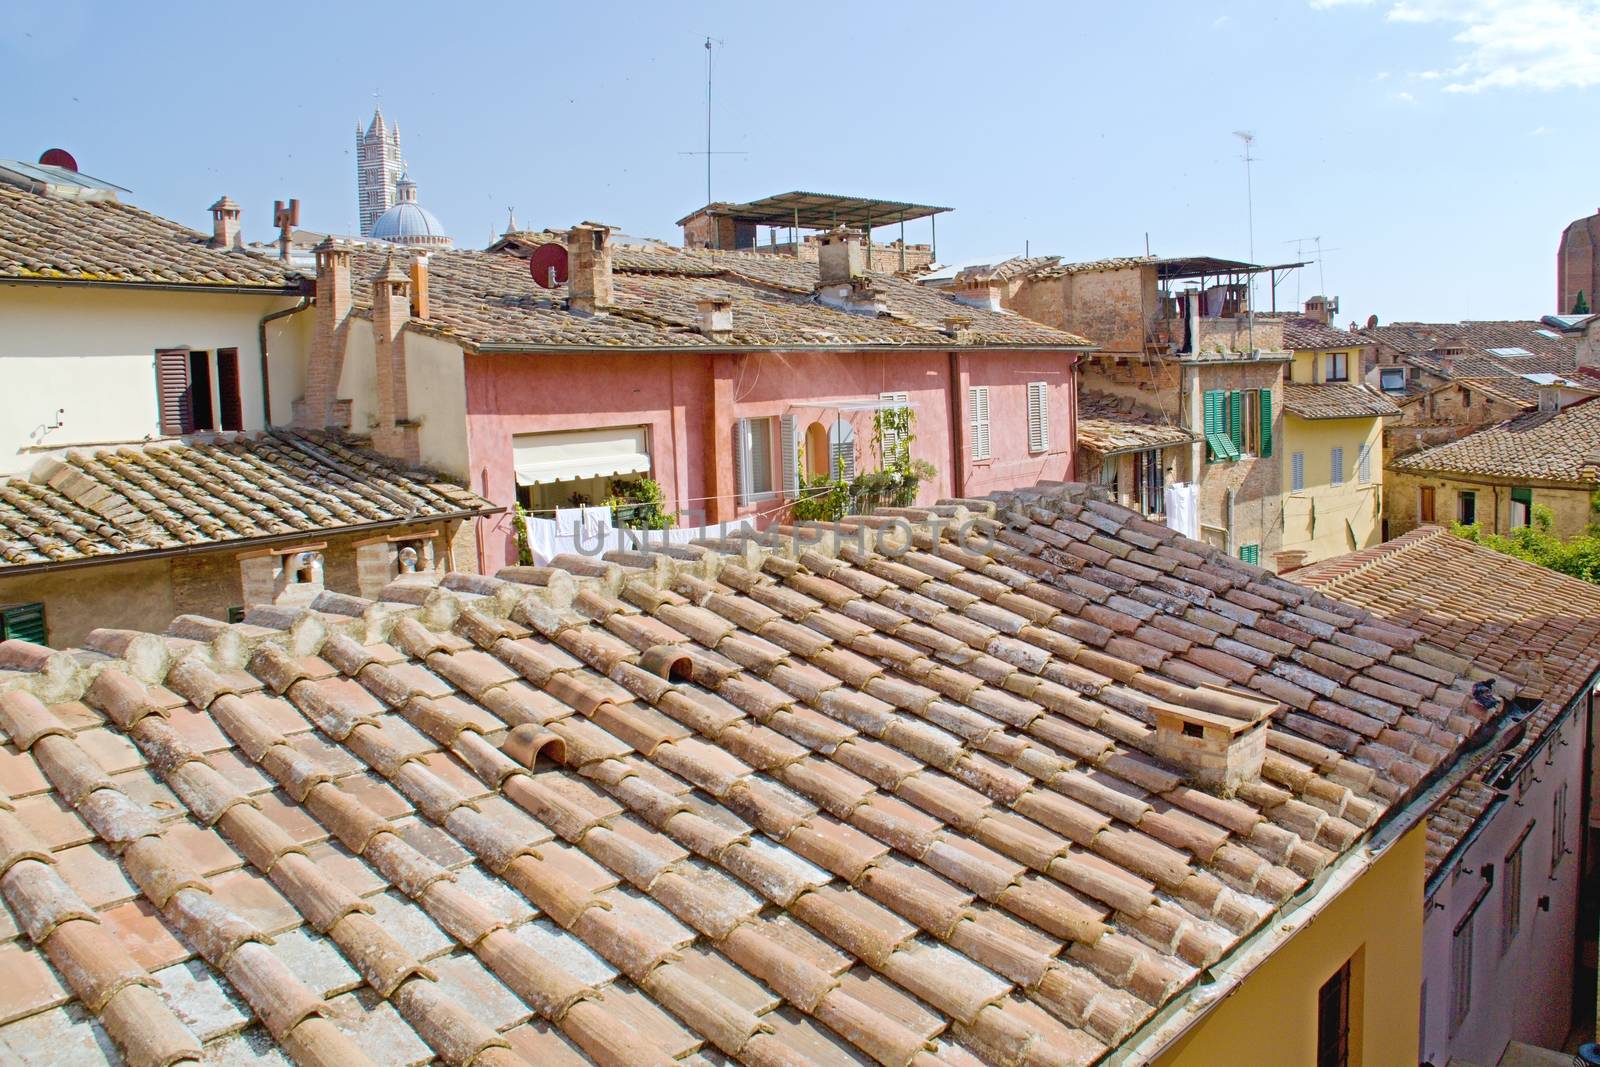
[258,295,312,427]
[947,350,965,497]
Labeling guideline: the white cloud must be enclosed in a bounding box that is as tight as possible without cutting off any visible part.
[1212,14,1231,27]
[1391,90,1418,102]
[1318,0,1600,92]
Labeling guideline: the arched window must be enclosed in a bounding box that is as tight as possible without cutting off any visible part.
[805,422,830,478]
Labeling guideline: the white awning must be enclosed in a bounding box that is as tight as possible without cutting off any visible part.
[512,426,650,487]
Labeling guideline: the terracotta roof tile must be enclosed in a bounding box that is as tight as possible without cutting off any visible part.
[1281,383,1402,420]
[1389,396,1600,482]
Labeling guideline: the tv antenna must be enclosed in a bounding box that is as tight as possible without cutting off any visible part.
[679,36,747,248]
[1283,236,1342,306]
[1233,130,1257,349]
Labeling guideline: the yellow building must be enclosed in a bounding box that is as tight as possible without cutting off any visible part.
[1276,319,1400,568]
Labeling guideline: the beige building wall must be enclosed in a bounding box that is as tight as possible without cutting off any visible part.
[1386,470,1595,539]
[0,284,309,475]
[404,332,471,480]
[1281,413,1384,564]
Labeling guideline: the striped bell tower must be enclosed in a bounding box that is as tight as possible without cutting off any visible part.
[356,108,405,237]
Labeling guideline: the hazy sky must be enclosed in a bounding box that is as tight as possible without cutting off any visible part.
[5,0,1597,323]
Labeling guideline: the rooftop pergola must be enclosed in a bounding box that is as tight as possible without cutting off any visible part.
[678,191,953,265]
[1156,256,1310,313]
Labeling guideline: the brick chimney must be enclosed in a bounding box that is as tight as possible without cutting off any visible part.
[817,228,865,286]
[208,196,241,249]
[697,296,733,341]
[1148,687,1276,794]
[568,223,614,314]
[295,239,355,430]
[1304,295,1332,324]
[371,257,419,463]
[409,255,430,320]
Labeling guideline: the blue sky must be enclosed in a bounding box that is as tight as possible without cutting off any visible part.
[5,0,1597,323]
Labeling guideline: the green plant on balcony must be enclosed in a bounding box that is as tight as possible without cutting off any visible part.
[790,407,936,522]
[602,476,674,529]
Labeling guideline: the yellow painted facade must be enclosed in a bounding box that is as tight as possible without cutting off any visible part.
[1281,349,1385,566]
[1153,823,1425,1067]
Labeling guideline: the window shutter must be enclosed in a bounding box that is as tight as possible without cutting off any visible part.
[1330,446,1344,487]
[1258,389,1273,457]
[1027,382,1049,453]
[1239,544,1260,565]
[878,392,909,462]
[1228,390,1244,453]
[1357,443,1372,484]
[734,417,753,504]
[1292,451,1305,492]
[216,348,243,432]
[156,349,192,435]
[829,420,856,480]
[969,387,991,460]
[780,414,798,497]
[0,602,47,645]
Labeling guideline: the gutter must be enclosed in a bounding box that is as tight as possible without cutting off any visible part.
[0,507,501,579]
[468,341,1100,356]
[0,276,304,298]
[258,296,313,427]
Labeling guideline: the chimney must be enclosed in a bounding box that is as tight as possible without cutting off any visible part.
[1538,382,1562,413]
[1304,295,1331,324]
[817,227,865,287]
[1272,549,1308,574]
[1148,685,1277,794]
[568,222,614,314]
[296,239,355,429]
[208,196,241,249]
[409,255,430,320]
[371,257,419,463]
[696,296,733,341]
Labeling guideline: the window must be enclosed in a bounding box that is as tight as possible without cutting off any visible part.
[1325,351,1349,382]
[968,386,991,460]
[1239,543,1260,565]
[829,419,857,480]
[1510,486,1533,528]
[1451,911,1474,1034]
[1291,451,1305,492]
[0,602,47,645]
[1203,390,1240,462]
[1458,490,1477,525]
[734,416,776,503]
[1380,367,1406,393]
[1257,388,1273,457]
[877,392,910,464]
[1133,449,1165,515]
[1317,958,1353,1067]
[1420,486,1436,523]
[1330,446,1345,487]
[1501,835,1525,954]
[1026,382,1049,453]
[1553,781,1569,873]
[1242,389,1259,454]
[155,347,243,435]
[1356,444,1372,485]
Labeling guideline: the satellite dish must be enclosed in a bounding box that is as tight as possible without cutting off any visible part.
[38,148,78,172]
[530,243,569,289]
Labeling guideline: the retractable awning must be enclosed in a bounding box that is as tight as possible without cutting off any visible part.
[512,427,650,486]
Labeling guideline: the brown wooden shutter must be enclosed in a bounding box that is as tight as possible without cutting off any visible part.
[216,348,242,431]
[155,349,192,435]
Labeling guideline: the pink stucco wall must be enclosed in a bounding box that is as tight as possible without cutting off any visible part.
[464,347,1077,571]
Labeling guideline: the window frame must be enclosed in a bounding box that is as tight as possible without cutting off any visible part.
[1325,351,1349,383]
[1458,490,1477,526]
[1501,831,1526,955]
[1510,486,1533,529]
[0,602,47,645]
[1420,486,1436,523]
[1553,781,1569,874]
[1450,906,1476,1034]
[1291,450,1305,493]
[1025,381,1050,454]
[1379,367,1406,393]
[1316,958,1353,1067]
[735,416,778,504]
[968,386,992,461]
[1330,446,1345,487]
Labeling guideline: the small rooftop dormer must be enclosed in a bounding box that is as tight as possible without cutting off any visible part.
[1149,684,1278,793]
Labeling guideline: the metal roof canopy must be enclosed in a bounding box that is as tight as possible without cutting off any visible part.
[0,160,130,200]
[1156,256,1307,281]
[691,191,952,230]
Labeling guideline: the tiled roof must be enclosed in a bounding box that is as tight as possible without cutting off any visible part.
[1296,526,1600,873]
[1272,317,1363,351]
[0,186,301,290]
[352,245,1093,351]
[0,484,1489,1065]
[1030,257,1155,280]
[0,432,495,570]
[1361,320,1579,381]
[1281,384,1401,421]
[1389,397,1600,482]
[1075,393,1194,454]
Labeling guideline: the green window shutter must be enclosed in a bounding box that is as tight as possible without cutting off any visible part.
[1229,390,1244,453]
[1258,389,1273,457]
[1239,544,1260,565]
[1203,391,1218,460]
[1511,487,1532,506]
[0,602,47,645]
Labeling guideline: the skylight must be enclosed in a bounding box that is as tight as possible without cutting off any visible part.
[1537,329,1561,339]
[1488,347,1531,357]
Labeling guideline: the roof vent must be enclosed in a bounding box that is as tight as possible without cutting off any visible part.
[696,297,733,341]
[1149,686,1276,794]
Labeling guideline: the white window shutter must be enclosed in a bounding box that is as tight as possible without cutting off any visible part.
[969,386,991,460]
[1027,382,1049,453]
[1330,446,1344,487]
[1291,451,1305,492]
[1357,443,1372,484]
[735,417,753,504]
[830,420,856,480]
[780,414,798,496]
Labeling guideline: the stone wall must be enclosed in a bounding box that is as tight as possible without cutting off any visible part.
[1385,470,1595,539]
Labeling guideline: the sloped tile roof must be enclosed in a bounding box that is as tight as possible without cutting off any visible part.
[1296,526,1600,873]
[350,245,1093,351]
[1361,320,1579,381]
[1075,393,1194,454]
[0,484,1489,1064]
[0,186,301,290]
[1030,257,1156,280]
[1281,384,1401,420]
[1389,396,1600,482]
[1274,317,1363,351]
[0,432,495,570]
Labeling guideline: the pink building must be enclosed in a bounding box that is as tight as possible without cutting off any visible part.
[295,225,1094,571]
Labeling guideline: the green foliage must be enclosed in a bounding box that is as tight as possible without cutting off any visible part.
[1575,290,1591,315]
[1451,503,1600,583]
[791,407,937,522]
[602,476,674,529]
[512,502,534,565]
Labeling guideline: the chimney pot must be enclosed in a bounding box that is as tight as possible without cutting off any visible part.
[208,195,241,250]
[817,227,866,287]
[568,222,614,314]
[410,256,430,320]
[1148,686,1275,794]
[697,296,733,340]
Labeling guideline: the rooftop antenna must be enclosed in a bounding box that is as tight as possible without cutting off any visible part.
[678,36,746,250]
[1233,130,1257,351]
[1283,236,1342,307]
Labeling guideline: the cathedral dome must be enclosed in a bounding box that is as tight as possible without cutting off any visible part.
[371,176,451,248]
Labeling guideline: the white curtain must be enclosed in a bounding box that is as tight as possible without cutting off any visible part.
[1163,482,1200,540]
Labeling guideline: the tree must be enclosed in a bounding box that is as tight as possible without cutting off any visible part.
[1452,502,1600,583]
[1575,290,1591,315]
